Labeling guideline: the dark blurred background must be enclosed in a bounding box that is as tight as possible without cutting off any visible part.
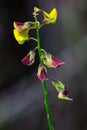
[0,0,87,130]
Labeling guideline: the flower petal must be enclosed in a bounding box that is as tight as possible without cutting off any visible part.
[14,21,36,32]
[38,69,46,81]
[52,57,65,68]
[13,29,29,44]
[14,22,25,32]
[49,8,58,23]
[58,91,73,101]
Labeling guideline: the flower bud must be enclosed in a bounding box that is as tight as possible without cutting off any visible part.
[37,64,47,82]
[21,50,36,66]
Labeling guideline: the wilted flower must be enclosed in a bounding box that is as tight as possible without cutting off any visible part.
[42,52,65,68]
[34,7,57,24]
[21,50,36,66]
[13,21,36,44]
[52,80,72,101]
[37,64,47,82]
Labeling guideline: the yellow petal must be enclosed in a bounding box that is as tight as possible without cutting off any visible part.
[13,29,29,45]
[49,8,58,23]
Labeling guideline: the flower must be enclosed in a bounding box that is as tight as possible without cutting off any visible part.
[42,52,65,68]
[37,64,47,82]
[13,21,36,44]
[52,80,73,101]
[21,50,36,66]
[43,8,58,24]
[34,7,58,24]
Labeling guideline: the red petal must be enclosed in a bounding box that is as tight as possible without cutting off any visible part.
[15,22,24,27]
[14,22,24,32]
[22,55,31,65]
[52,57,65,68]
[38,70,46,81]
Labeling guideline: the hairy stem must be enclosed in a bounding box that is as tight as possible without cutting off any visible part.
[34,14,54,130]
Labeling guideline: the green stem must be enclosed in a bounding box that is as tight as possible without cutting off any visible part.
[34,16,41,62]
[42,81,54,130]
[34,14,54,130]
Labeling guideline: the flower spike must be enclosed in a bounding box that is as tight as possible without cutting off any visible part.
[13,6,72,130]
[37,64,47,82]
[21,50,36,66]
[13,21,36,44]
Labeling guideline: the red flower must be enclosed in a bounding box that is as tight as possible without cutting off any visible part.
[37,64,47,82]
[21,50,35,66]
[43,52,65,68]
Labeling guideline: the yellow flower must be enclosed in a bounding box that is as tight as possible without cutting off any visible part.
[34,7,58,24]
[13,21,36,44]
[43,8,58,24]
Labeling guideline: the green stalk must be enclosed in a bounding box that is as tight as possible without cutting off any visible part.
[34,14,54,130]
[34,16,41,62]
[42,81,54,130]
